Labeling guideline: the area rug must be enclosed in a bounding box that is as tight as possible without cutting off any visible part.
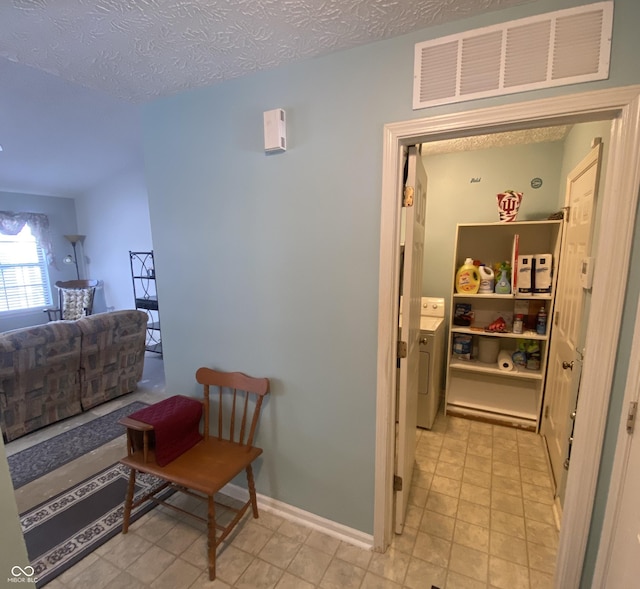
[21,462,170,588]
[8,401,149,489]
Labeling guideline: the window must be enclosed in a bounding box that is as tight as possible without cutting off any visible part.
[0,224,51,312]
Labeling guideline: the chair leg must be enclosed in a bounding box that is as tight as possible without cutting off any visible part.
[122,469,136,534]
[246,464,259,519]
[207,495,216,581]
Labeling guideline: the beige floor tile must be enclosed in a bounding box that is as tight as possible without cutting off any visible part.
[150,558,201,589]
[190,572,232,588]
[278,520,312,544]
[133,511,177,543]
[442,437,468,453]
[520,467,552,489]
[416,441,442,460]
[214,545,254,586]
[335,541,373,569]
[522,482,554,505]
[453,519,489,552]
[235,558,283,589]
[438,447,467,465]
[259,533,302,569]
[403,556,447,589]
[469,420,493,435]
[419,510,455,541]
[430,474,461,498]
[446,570,489,589]
[404,503,424,529]
[305,529,340,556]
[457,499,490,528]
[493,448,520,466]
[411,469,433,489]
[460,482,491,507]
[523,500,556,526]
[255,511,287,532]
[408,484,428,507]
[493,460,521,480]
[100,531,154,569]
[104,570,149,589]
[412,531,451,568]
[492,490,524,516]
[156,521,201,556]
[229,520,274,555]
[493,426,517,441]
[127,544,176,585]
[467,432,493,449]
[360,570,403,588]
[319,558,366,589]
[274,572,315,589]
[64,556,121,589]
[287,544,332,585]
[519,456,548,473]
[448,543,488,583]
[390,524,418,555]
[426,490,459,517]
[525,519,559,548]
[489,530,528,566]
[527,542,557,575]
[491,510,526,540]
[463,467,492,489]
[488,555,530,589]
[529,568,554,589]
[492,474,523,497]
[435,460,464,480]
[367,547,410,584]
[57,552,100,583]
[465,454,492,472]
[467,442,493,459]
[415,453,437,473]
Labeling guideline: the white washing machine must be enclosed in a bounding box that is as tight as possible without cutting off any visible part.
[418,297,445,429]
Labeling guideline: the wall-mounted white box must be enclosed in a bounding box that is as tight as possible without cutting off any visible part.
[264,109,286,153]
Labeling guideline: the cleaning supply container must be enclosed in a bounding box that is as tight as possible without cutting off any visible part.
[455,258,480,294]
[478,265,495,294]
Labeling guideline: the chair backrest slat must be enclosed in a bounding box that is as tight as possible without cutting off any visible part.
[196,367,269,446]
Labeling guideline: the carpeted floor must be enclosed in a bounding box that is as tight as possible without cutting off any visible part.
[8,401,149,489]
[21,462,170,588]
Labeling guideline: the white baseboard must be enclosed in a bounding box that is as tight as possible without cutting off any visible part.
[223,483,374,551]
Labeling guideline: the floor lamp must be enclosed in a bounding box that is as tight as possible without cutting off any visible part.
[64,234,85,280]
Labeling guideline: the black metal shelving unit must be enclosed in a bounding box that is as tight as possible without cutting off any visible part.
[130,251,162,354]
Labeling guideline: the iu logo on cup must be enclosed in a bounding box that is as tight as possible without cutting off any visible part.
[497,190,523,222]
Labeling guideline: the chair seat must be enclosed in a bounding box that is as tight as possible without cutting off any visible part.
[120,438,263,495]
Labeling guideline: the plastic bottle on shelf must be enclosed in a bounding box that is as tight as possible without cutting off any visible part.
[513,314,524,334]
[536,307,547,335]
[455,258,480,294]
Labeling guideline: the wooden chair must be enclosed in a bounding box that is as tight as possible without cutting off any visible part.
[44,279,99,321]
[118,368,270,581]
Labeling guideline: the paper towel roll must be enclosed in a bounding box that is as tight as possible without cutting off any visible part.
[498,350,514,371]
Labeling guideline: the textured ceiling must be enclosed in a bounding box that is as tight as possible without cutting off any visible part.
[0,0,535,103]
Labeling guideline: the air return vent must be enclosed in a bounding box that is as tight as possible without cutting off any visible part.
[413,1,612,110]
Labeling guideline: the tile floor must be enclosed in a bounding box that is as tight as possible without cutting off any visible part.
[9,362,559,589]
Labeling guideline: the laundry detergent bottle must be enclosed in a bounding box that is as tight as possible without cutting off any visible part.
[455,258,480,294]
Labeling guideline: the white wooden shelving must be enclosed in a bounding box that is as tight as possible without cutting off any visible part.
[445,220,563,431]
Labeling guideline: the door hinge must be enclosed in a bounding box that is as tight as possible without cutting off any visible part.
[563,205,570,221]
[544,405,550,419]
[393,475,403,491]
[626,401,638,434]
[397,340,407,359]
[403,185,414,207]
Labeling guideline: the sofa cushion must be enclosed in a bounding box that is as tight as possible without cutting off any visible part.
[77,310,147,410]
[0,322,83,442]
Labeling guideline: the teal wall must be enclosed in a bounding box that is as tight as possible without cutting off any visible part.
[142,3,640,579]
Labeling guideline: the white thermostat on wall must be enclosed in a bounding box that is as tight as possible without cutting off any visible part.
[264,108,286,153]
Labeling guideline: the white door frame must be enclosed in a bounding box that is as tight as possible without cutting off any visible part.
[374,85,640,588]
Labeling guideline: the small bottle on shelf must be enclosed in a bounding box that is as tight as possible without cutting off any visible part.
[536,307,547,335]
[513,314,524,334]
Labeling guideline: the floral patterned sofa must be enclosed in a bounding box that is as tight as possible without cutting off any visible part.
[0,310,147,442]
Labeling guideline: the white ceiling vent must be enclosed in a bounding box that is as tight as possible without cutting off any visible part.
[413,1,613,110]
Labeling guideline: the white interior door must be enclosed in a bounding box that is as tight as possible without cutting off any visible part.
[541,142,602,503]
[395,145,427,534]
[593,295,640,587]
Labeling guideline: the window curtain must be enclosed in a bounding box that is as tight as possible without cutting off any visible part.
[0,211,54,264]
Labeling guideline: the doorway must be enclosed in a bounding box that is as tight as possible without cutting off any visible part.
[374,86,640,588]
